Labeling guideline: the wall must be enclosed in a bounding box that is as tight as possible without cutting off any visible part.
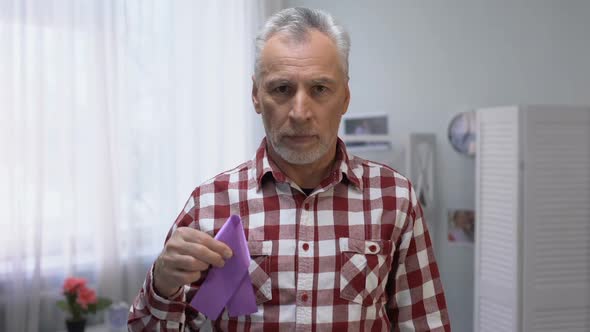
[276,1,590,331]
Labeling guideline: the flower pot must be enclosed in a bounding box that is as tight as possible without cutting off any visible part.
[65,319,86,332]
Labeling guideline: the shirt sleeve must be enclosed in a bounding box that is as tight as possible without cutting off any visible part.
[387,183,451,332]
[128,191,208,331]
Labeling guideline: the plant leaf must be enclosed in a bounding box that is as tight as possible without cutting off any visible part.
[95,298,113,311]
[85,298,112,314]
[86,304,97,314]
[56,300,69,312]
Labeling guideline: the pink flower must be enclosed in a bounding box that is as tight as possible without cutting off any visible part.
[76,286,97,309]
[58,276,111,320]
[63,277,87,294]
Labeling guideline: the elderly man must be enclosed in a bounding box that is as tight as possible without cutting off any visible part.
[129,7,450,331]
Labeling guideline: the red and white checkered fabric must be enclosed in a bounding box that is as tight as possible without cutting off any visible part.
[128,138,450,331]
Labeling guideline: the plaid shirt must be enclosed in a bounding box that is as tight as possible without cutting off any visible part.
[128,138,450,331]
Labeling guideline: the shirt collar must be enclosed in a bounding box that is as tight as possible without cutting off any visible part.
[253,137,362,191]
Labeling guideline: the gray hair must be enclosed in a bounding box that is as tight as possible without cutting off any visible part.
[254,7,351,80]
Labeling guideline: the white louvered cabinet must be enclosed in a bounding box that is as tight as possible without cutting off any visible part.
[474,105,590,332]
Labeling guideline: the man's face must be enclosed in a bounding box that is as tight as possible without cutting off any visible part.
[252,30,350,165]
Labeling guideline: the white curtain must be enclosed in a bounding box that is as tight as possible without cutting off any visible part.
[0,1,281,330]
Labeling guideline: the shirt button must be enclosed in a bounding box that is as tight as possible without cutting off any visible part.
[304,203,310,210]
[302,243,309,251]
[301,293,308,302]
[369,244,377,253]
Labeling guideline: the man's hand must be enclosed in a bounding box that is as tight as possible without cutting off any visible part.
[153,227,233,298]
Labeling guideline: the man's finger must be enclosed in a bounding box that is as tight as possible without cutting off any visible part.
[178,227,233,259]
[177,241,226,268]
[198,235,233,259]
[167,269,202,287]
[167,253,211,272]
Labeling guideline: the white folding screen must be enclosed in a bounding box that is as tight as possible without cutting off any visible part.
[521,106,590,331]
[475,106,521,332]
[475,105,590,332]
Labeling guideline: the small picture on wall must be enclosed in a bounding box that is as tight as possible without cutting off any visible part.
[341,113,390,149]
[407,133,437,234]
[342,113,388,136]
[408,134,435,210]
[447,209,475,244]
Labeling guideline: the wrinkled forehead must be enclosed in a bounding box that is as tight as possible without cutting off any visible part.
[258,30,344,80]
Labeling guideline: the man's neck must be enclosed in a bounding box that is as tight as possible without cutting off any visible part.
[268,144,337,189]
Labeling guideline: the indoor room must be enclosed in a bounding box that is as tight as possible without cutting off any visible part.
[1,1,589,331]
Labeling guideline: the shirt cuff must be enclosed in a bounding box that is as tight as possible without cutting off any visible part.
[145,264,187,323]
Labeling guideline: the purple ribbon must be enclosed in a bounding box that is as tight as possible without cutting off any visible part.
[190,215,258,320]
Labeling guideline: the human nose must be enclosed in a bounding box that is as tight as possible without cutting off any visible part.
[289,90,311,122]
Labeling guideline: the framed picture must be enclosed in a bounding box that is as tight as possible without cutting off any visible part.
[447,209,475,244]
[407,133,436,232]
[340,112,390,148]
[342,113,388,136]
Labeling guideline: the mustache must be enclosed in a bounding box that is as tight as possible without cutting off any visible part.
[277,127,316,136]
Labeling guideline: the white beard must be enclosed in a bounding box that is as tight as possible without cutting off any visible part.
[264,122,333,165]
[270,136,330,165]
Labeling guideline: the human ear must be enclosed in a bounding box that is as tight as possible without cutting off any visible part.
[251,76,261,114]
[341,81,351,115]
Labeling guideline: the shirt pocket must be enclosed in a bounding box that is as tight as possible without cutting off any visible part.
[338,237,395,306]
[247,240,273,304]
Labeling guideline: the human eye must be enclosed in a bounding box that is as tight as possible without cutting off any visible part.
[272,85,292,95]
[312,85,329,95]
